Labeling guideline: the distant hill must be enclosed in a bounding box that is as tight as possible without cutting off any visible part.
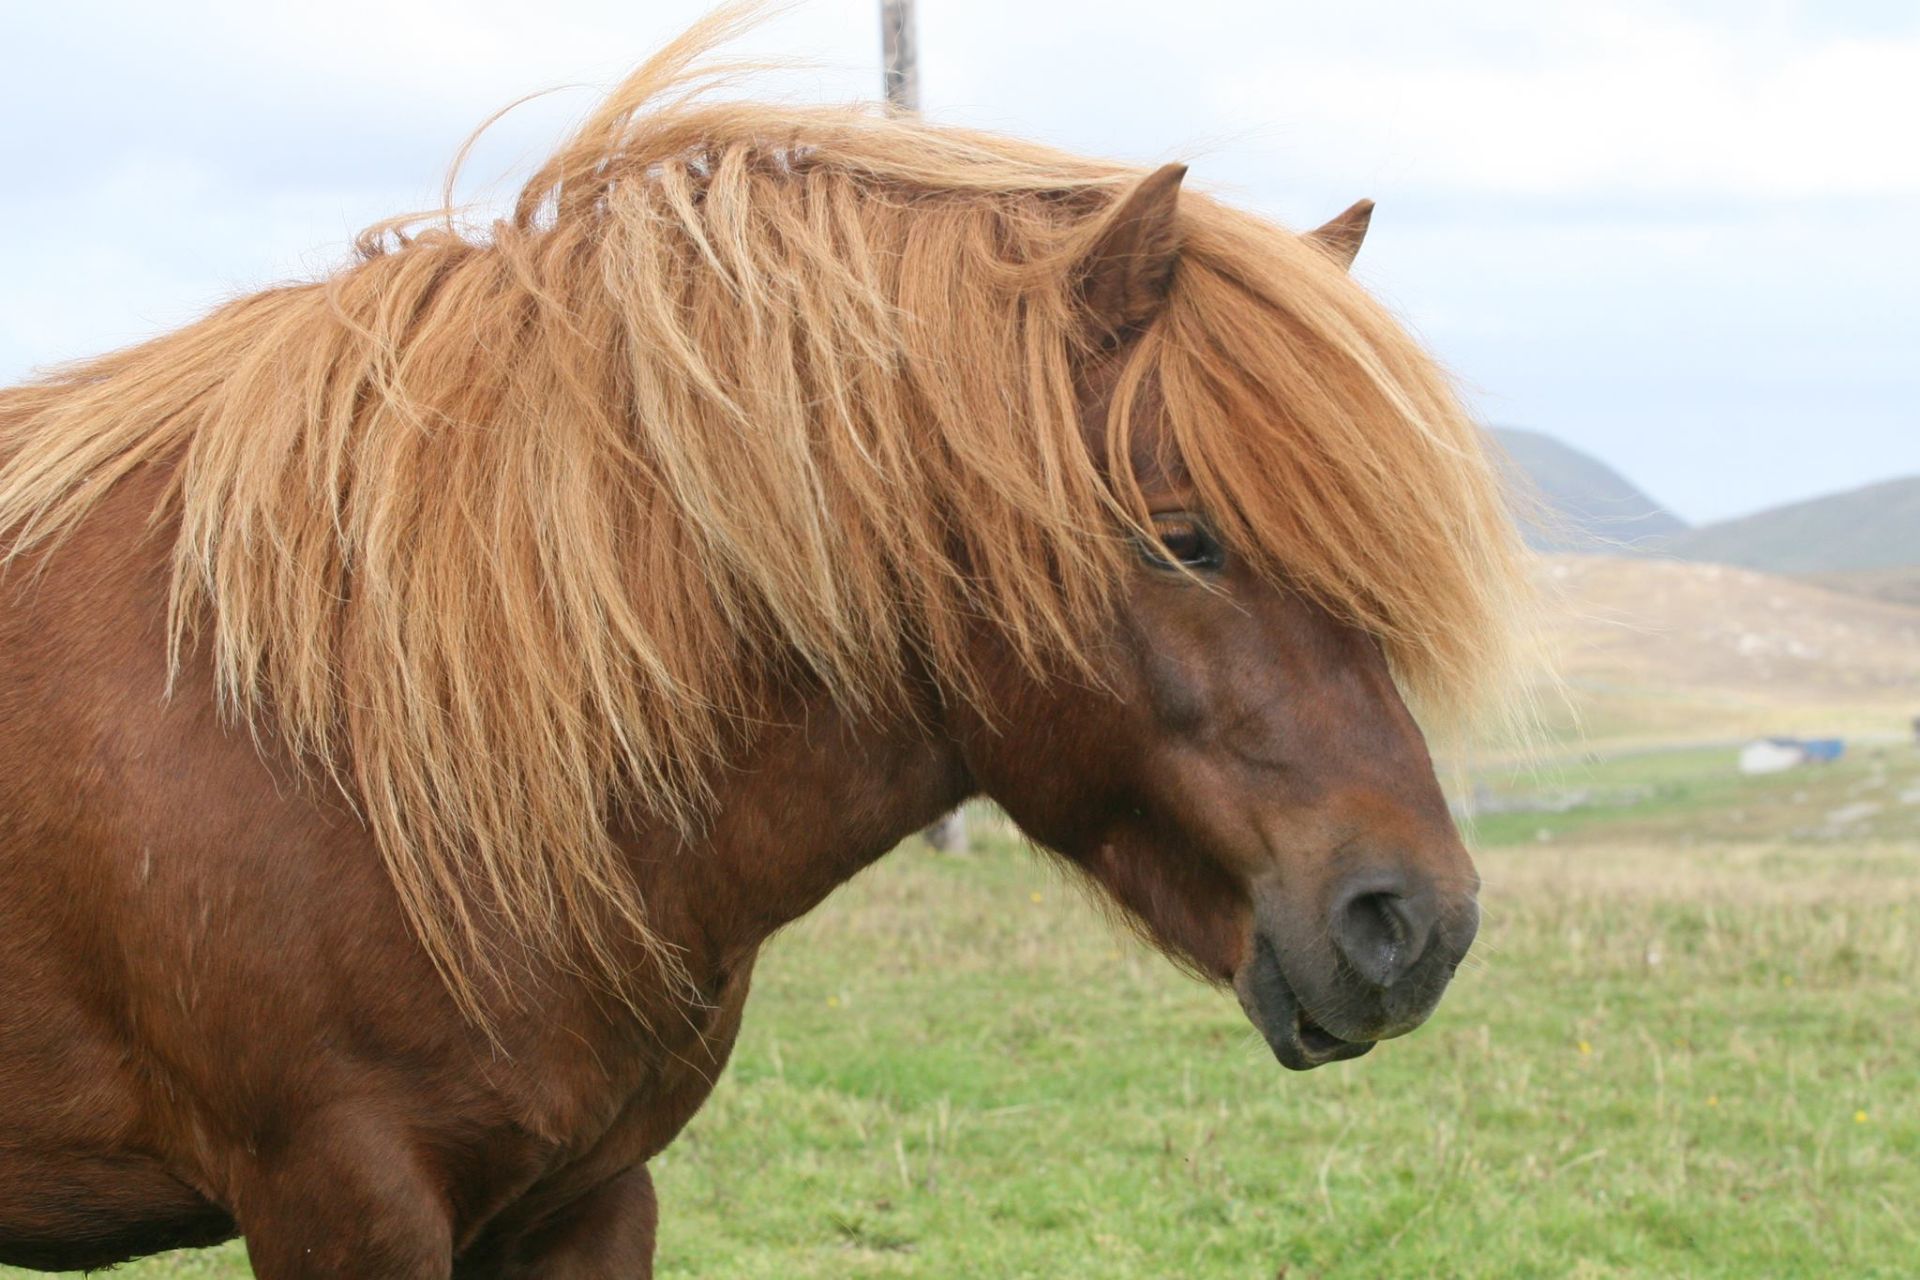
[1491,427,1688,553]
[1492,428,1920,578]
[1665,477,1920,574]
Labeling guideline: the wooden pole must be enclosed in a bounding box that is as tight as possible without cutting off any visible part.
[880,0,920,113]
[883,0,966,853]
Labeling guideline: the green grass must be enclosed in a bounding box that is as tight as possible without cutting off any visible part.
[8,780,1918,1278]
[1466,744,1920,848]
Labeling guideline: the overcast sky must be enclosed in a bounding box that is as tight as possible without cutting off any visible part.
[2,0,1914,524]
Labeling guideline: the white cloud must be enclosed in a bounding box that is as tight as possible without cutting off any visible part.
[1205,6,1920,200]
[912,0,1920,202]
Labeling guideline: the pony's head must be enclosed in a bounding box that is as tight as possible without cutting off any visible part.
[947,168,1494,1067]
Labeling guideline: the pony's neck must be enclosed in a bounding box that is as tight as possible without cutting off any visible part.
[624,689,974,982]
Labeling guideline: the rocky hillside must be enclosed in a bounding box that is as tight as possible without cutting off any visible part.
[1536,554,1920,746]
[1800,567,1920,609]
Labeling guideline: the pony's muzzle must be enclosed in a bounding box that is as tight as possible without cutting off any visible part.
[1239,862,1479,1070]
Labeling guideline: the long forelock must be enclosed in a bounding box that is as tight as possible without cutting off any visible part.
[0,12,1534,1019]
[1131,218,1536,730]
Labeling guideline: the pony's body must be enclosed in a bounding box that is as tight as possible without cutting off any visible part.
[0,459,965,1272]
[0,17,1532,1275]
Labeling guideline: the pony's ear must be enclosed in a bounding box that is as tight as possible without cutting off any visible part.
[1078,163,1187,339]
[1305,199,1374,270]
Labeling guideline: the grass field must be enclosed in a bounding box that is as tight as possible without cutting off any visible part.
[8,751,1918,1278]
[1466,740,1920,848]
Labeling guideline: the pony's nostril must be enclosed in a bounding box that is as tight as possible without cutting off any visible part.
[1331,884,1435,990]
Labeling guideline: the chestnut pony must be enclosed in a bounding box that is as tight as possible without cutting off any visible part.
[0,19,1531,1276]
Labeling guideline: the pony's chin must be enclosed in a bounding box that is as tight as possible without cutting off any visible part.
[1236,935,1376,1071]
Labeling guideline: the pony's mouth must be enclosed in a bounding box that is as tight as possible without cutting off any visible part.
[1238,935,1376,1071]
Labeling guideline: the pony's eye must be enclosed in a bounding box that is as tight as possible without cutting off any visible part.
[1142,513,1225,573]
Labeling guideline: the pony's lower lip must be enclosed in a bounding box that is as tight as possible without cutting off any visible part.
[1243,936,1376,1070]
[1290,1009,1375,1069]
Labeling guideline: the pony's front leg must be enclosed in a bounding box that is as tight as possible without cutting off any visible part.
[237,1114,454,1279]
[458,1165,658,1280]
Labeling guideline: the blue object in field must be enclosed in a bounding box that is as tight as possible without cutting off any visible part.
[1778,737,1845,763]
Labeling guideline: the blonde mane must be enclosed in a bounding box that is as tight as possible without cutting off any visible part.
[0,13,1533,1016]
